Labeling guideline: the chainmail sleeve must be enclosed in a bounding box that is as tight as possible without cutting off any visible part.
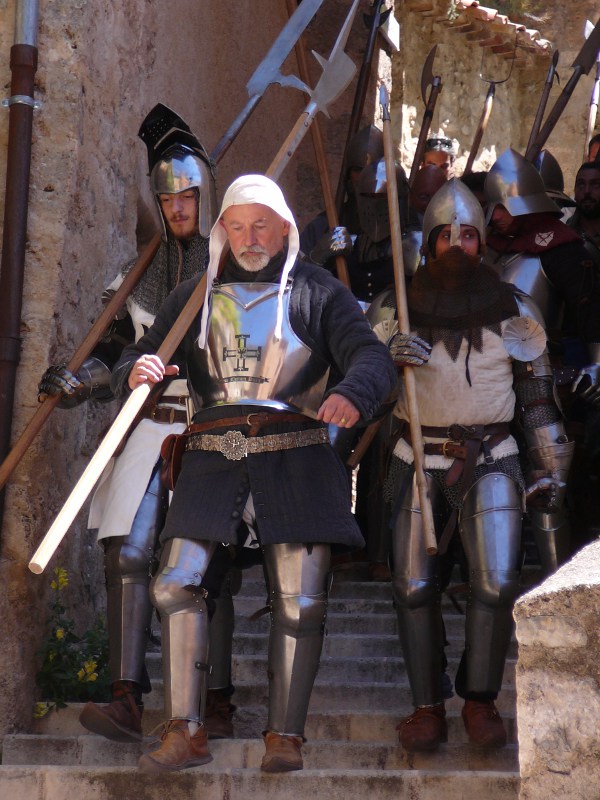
[513,354,561,430]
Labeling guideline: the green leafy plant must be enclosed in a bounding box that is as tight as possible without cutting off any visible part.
[34,567,110,718]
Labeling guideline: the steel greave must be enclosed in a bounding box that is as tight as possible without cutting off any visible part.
[459,472,522,695]
[104,468,166,684]
[391,469,449,706]
[151,538,217,722]
[263,543,330,736]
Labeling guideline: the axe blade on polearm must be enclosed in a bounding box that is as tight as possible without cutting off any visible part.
[583,19,600,162]
[528,17,600,164]
[524,49,560,162]
[210,0,325,164]
[408,46,443,188]
[267,0,361,183]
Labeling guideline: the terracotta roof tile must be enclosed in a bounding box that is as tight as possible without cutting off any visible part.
[408,0,552,59]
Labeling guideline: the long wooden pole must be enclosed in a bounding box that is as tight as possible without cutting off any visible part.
[380,84,437,555]
[0,233,160,491]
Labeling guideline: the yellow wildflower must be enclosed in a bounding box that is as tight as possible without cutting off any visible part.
[77,660,98,682]
[50,567,69,591]
[33,702,51,719]
[55,628,65,640]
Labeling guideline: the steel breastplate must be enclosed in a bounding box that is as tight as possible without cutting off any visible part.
[188,281,330,418]
[487,249,562,330]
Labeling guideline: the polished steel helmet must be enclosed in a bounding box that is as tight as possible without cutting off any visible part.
[139,103,217,239]
[534,149,575,208]
[345,125,384,173]
[422,178,486,253]
[150,146,216,238]
[484,148,561,221]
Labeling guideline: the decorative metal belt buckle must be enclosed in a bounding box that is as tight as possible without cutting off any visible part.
[219,430,249,460]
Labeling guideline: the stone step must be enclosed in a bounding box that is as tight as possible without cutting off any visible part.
[147,631,518,661]
[234,595,462,617]
[0,765,520,800]
[140,650,516,687]
[2,734,518,771]
[30,696,516,741]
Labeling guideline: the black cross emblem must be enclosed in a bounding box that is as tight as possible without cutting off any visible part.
[223,334,262,372]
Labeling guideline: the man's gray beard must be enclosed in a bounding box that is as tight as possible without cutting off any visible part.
[235,250,271,272]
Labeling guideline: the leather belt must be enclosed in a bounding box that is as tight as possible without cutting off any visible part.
[141,406,188,424]
[186,427,329,461]
[187,412,308,437]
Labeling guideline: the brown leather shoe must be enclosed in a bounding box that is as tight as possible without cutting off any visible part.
[396,704,447,752]
[138,720,212,773]
[79,691,143,743]
[462,700,507,748]
[260,731,304,773]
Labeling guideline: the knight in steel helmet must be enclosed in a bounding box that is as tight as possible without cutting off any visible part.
[484,147,561,223]
[139,103,217,239]
[356,157,409,243]
[345,124,385,176]
[422,178,486,256]
[534,150,575,209]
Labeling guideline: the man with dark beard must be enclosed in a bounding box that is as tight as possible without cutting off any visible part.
[110,174,396,773]
[568,161,600,266]
[374,180,570,752]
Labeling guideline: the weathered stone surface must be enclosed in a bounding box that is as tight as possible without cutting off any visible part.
[515,540,600,799]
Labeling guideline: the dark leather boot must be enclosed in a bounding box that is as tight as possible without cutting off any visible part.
[462,699,507,747]
[138,720,212,773]
[260,731,304,772]
[396,703,447,752]
[79,681,143,743]
[204,689,236,739]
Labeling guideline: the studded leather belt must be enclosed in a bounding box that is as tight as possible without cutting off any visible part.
[185,427,329,461]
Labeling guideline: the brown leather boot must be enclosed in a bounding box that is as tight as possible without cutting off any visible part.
[79,682,143,743]
[396,704,447,752]
[204,689,236,739]
[462,699,507,747]
[138,720,212,773]
[260,731,304,773]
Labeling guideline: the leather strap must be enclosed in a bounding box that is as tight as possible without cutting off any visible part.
[187,411,308,438]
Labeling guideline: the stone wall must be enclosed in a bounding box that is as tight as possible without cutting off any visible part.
[514,540,600,800]
[394,1,599,190]
[0,0,387,740]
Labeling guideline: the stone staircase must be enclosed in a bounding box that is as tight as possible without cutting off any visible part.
[0,564,520,799]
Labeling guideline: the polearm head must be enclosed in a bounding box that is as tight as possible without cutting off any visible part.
[379,83,390,122]
[309,0,360,117]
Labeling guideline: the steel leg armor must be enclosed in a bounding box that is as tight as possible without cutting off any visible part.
[458,473,522,696]
[104,467,167,685]
[151,538,217,722]
[390,469,450,707]
[263,543,330,736]
[528,507,571,577]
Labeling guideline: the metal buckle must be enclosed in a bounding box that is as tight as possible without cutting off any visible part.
[219,430,249,460]
[441,440,453,458]
[151,406,176,424]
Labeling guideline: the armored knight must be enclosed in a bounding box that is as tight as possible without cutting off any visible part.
[485,147,600,569]
[110,174,396,773]
[37,104,223,743]
[376,179,572,752]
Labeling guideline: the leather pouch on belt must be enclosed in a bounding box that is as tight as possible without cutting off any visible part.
[159,432,188,491]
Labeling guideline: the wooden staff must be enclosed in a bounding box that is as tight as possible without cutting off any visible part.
[28,266,209,574]
[0,233,160,492]
[380,84,437,555]
[285,0,351,289]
